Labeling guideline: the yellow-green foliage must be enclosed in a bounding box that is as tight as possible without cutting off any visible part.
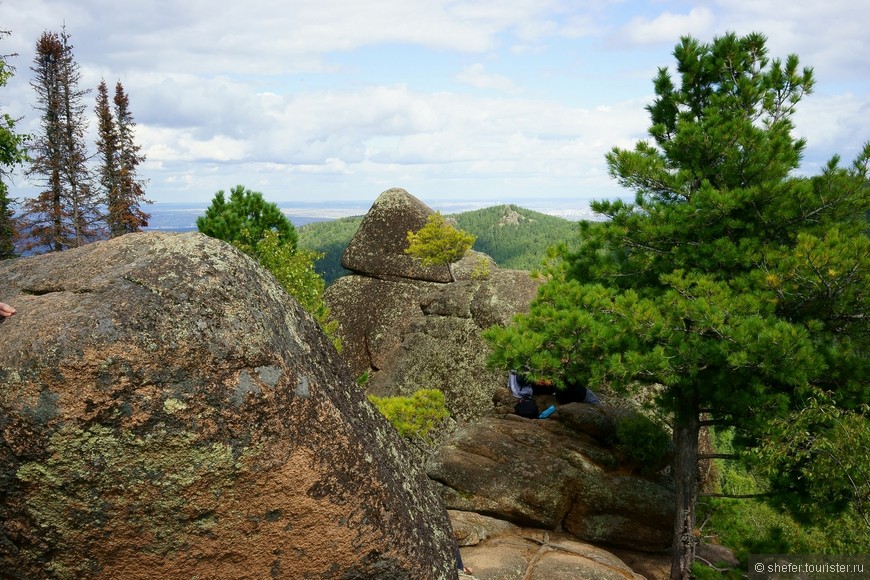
[405,212,476,268]
[470,255,491,280]
[368,389,450,443]
[16,424,240,576]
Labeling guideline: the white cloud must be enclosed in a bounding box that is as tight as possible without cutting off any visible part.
[127,78,650,201]
[7,0,561,76]
[293,157,351,174]
[794,92,870,168]
[1,0,866,206]
[455,64,520,93]
[713,0,870,82]
[621,7,716,45]
[141,127,250,163]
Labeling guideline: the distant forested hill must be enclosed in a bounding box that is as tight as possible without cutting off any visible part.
[298,204,581,286]
[453,205,579,271]
[297,215,365,285]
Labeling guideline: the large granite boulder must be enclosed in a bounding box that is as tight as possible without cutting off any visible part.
[0,232,457,579]
[342,187,452,282]
[428,410,675,551]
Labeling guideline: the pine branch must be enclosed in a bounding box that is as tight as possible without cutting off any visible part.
[694,555,732,573]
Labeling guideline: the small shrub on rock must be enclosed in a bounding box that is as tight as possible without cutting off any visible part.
[369,389,450,443]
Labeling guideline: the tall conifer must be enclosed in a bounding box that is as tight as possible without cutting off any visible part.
[111,81,148,235]
[22,28,99,252]
[95,80,120,234]
[95,80,149,237]
[485,32,868,578]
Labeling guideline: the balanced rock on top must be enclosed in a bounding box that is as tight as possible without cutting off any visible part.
[341,187,453,283]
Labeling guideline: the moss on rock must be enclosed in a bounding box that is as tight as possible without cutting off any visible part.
[17,424,239,574]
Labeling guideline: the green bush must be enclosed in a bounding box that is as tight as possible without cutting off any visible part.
[697,428,868,563]
[614,413,671,471]
[470,255,492,280]
[368,389,450,443]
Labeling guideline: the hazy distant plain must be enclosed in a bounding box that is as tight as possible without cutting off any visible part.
[144,199,608,232]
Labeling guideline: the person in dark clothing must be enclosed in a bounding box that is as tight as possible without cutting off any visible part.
[555,379,601,405]
[455,544,473,574]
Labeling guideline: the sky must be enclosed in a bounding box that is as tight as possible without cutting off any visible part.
[1,0,868,208]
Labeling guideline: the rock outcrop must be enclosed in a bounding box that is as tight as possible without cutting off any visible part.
[323,188,681,576]
[325,188,541,420]
[429,410,675,552]
[0,232,457,579]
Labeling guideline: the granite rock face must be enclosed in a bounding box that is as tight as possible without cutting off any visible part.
[450,511,652,580]
[429,410,675,552]
[326,269,541,421]
[0,231,457,580]
[325,188,541,420]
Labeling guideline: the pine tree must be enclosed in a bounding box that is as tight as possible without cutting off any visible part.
[21,28,100,252]
[484,32,868,578]
[111,81,149,235]
[0,29,29,259]
[0,185,16,259]
[95,80,120,233]
[196,185,298,251]
[96,80,149,237]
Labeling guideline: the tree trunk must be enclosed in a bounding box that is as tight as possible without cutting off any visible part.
[670,410,700,579]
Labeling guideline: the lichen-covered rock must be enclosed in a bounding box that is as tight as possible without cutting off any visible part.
[342,187,452,282]
[325,269,540,420]
[428,414,674,551]
[324,274,439,379]
[0,232,457,580]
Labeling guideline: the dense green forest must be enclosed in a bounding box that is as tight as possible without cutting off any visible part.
[297,204,581,285]
[297,215,365,284]
[453,205,580,269]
